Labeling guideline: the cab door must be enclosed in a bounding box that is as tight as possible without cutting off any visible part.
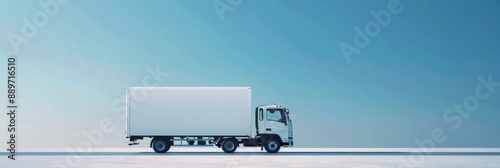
[264,108,288,143]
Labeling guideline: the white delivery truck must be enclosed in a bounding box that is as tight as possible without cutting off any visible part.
[126,87,293,153]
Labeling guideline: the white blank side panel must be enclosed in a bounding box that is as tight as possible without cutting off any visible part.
[127,87,251,136]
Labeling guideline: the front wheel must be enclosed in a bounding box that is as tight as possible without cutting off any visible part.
[221,138,238,153]
[264,138,281,153]
[152,138,170,153]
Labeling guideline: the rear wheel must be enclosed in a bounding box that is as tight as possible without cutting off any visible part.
[152,138,170,153]
[264,138,280,153]
[221,138,238,153]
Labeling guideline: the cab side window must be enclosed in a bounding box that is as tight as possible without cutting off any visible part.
[266,109,282,122]
[259,109,263,121]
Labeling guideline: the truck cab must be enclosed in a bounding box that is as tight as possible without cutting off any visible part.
[252,105,294,152]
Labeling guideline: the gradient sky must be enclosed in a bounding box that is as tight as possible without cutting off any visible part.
[1,0,499,149]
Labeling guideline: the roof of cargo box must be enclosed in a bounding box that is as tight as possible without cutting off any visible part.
[127,87,251,89]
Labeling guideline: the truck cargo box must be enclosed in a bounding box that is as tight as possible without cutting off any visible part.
[126,87,252,137]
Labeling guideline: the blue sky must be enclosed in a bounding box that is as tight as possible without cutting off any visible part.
[1,0,499,148]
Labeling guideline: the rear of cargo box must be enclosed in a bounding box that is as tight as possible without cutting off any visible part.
[126,87,252,137]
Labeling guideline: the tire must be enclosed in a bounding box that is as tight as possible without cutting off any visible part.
[152,138,170,153]
[221,138,238,153]
[264,138,281,153]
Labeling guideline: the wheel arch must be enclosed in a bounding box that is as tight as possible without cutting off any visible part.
[150,136,173,148]
[261,134,283,145]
